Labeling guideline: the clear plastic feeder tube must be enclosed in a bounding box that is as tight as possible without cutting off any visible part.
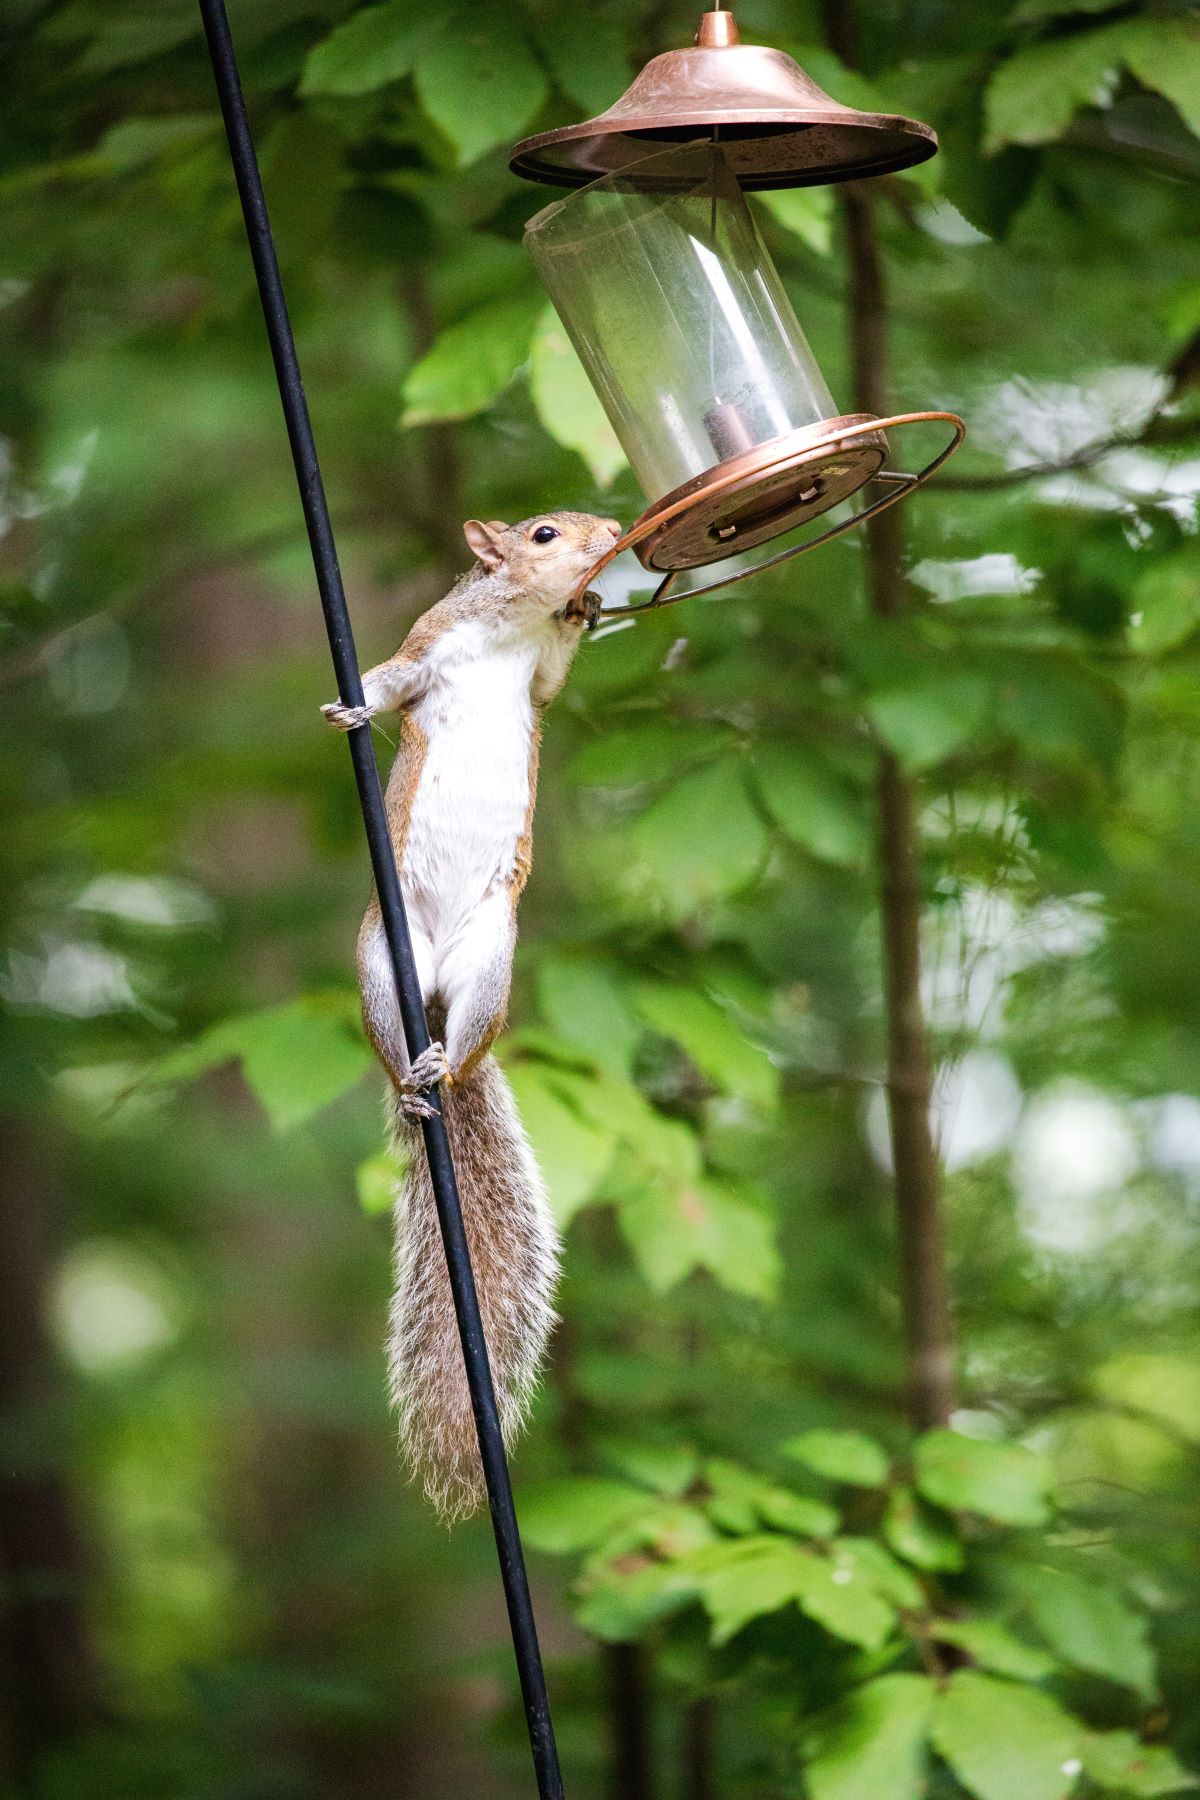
[525,141,839,503]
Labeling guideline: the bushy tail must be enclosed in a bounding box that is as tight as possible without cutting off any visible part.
[386,1055,560,1521]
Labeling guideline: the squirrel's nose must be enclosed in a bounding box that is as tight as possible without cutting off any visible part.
[601,518,621,541]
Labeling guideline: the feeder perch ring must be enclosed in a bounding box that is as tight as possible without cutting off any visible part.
[578,410,966,616]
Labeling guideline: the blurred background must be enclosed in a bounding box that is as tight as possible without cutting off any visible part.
[2,0,1200,1795]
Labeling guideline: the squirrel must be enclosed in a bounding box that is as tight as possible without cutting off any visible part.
[323,510,621,1519]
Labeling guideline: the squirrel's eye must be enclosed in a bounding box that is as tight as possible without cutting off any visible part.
[532,525,559,545]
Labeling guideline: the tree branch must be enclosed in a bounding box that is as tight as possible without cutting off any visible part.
[932,411,1200,493]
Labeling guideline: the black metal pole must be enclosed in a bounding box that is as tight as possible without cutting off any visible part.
[195,5,564,1793]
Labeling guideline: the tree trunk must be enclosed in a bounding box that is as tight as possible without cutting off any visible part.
[401,272,465,582]
[817,0,956,1429]
[681,1694,715,1800]
[551,1300,658,1800]
[838,178,956,1431]
[0,1115,100,1790]
[604,1640,655,1800]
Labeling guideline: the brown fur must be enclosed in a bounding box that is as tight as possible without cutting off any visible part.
[383,710,429,853]
[388,1059,559,1522]
[508,725,541,909]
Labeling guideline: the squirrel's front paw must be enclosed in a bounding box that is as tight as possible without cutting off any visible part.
[321,701,373,732]
[564,590,603,631]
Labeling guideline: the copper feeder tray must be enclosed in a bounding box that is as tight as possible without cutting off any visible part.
[574,412,966,616]
[510,11,937,191]
[634,412,887,572]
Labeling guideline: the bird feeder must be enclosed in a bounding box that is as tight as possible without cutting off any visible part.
[511,9,965,613]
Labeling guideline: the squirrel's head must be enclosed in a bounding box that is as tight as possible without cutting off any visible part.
[462,512,621,608]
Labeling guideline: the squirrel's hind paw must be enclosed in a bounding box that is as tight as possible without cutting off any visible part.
[408,1041,451,1090]
[397,1090,437,1121]
[397,1041,451,1119]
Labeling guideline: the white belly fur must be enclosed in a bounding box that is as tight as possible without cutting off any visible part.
[401,622,537,949]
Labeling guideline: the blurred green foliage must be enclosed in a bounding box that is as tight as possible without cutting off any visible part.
[1,0,1199,1795]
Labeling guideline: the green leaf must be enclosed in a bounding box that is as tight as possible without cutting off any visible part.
[237,1002,371,1132]
[401,290,542,425]
[804,1674,935,1800]
[933,1618,1057,1682]
[617,1176,780,1302]
[300,2,443,96]
[1042,1407,1186,1495]
[750,743,869,866]
[1022,1565,1157,1698]
[149,997,372,1133]
[601,1439,699,1498]
[519,1477,652,1554]
[831,1538,924,1611]
[626,760,768,919]
[700,1458,763,1534]
[540,1061,703,1200]
[755,186,835,255]
[576,1072,703,1189]
[865,673,991,771]
[700,1459,838,1539]
[695,1537,894,1649]
[70,3,200,75]
[692,1534,899,1651]
[884,1487,965,1572]
[614,1180,706,1294]
[1129,555,1200,656]
[575,1558,699,1641]
[1092,1352,1200,1443]
[535,953,640,1079]
[505,1061,616,1225]
[1082,1730,1198,1797]
[570,718,733,790]
[984,23,1129,152]
[758,1487,840,1539]
[94,115,218,175]
[792,1549,898,1650]
[915,1429,1054,1526]
[533,10,631,116]
[930,1671,1081,1800]
[995,656,1120,771]
[690,1180,781,1302]
[355,1148,407,1217]
[1121,19,1200,139]
[784,1429,890,1488]
[632,981,779,1110]
[696,1537,811,1644]
[985,19,1200,154]
[414,10,549,165]
[529,305,626,486]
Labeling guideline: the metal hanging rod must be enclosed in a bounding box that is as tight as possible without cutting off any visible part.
[194,4,565,1793]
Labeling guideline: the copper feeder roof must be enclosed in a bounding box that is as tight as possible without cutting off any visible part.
[510,9,937,191]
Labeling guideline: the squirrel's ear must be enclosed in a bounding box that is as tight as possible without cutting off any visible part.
[463,519,507,569]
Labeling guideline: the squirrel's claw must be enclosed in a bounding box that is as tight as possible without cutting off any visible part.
[397,1090,437,1121]
[322,701,373,732]
[562,589,603,631]
[397,1041,452,1120]
[409,1041,452,1090]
